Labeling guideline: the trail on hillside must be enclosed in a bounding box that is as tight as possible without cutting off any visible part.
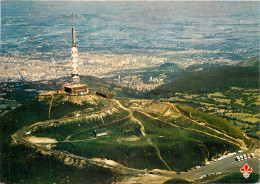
[100,116,105,124]
[63,99,117,141]
[13,94,259,182]
[196,140,210,160]
[133,116,172,170]
[137,110,242,150]
[172,104,247,150]
[132,116,146,136]
[114,99,172,171]
[146,137,172,171]
[64,110,131,142]
[48,94,54,120]
[64,135,71,142]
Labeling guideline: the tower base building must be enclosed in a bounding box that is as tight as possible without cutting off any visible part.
[64,84,87,93]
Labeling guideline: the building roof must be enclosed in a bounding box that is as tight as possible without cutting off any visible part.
[64,84,87,89]
[93,128,107,134]
[96,90,110,95]
[96,91,114,98]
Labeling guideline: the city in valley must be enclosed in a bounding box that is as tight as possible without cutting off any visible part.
[0,49,242,89]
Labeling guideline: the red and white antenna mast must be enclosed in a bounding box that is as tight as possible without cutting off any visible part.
[71,12,80,84]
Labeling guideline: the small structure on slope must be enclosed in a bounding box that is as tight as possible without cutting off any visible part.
[96,91,114,99]
[93,128,108,137]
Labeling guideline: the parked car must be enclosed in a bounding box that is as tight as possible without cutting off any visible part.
[247,153,251,159]
[251,153,255,158]
[236,156,240,161]
[243,154,247,160]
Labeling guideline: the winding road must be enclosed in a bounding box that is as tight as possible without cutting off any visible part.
[12,96,259,181]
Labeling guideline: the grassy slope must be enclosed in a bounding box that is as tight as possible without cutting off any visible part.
[176,104,244,139]
[0,97,50,182]
[176,104,251,147]
[164,178,191,184]
[0,95,121,183]
[31,99,241,172]
[81,76,141,98]
[133,111,238,171]
[53,118,167,170]
[0,94,249,181]
[146,57,259,98]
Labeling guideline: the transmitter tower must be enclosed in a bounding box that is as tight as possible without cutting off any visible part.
[71,12,80,84]
[63,13,89,94]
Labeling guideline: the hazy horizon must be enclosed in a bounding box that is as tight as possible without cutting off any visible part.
[1,1,259,60]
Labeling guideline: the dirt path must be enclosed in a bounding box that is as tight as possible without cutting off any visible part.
[147,137,172,171]
[12,96,259,182]
[132,116,146,136]
[48,94,54,120]
[172,104,247,150]
[64,113,131,142]
[197,141,210,160]
[64,135,72,142]
[63,100,116,141]
[137,110,242,150]
[133,115,172,170]
[113,99,146,136]
[114,99,172,171]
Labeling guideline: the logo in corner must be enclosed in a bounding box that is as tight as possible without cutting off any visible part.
[240,163,253,179]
